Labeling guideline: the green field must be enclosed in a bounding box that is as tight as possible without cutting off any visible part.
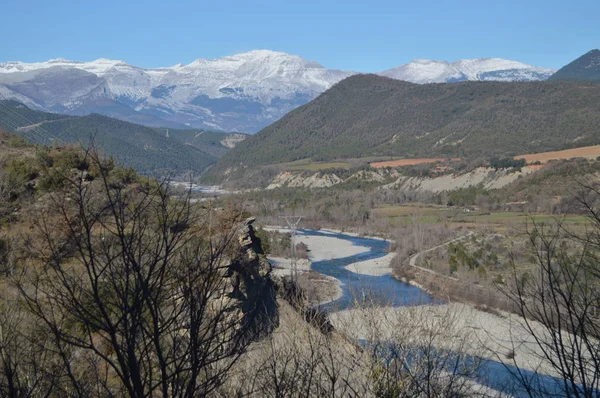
[467,212,588,224]
[372,204,589,227]
[266,158,352,171]
[266,155,405,172]
[288,162,352,171]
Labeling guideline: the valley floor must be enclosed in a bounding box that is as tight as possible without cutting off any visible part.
[266,226,579,395]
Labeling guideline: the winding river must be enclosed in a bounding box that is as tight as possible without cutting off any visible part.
[294,228,438,310]
[283,228,576,397]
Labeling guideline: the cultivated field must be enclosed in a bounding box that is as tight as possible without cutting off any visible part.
[371,204,589,228]
[515,145,600,164]
[268,159,352,171]
[270,156,401,171]
[370,158,460,168]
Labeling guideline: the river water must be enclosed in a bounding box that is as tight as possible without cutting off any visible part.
[293,228,438,310]
[290,228,575,397]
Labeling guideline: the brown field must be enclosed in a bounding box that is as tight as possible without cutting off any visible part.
[515,145,600,164]
[370,157,460,168]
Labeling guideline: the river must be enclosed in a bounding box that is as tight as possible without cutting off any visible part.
[294,228,439,310]
[281,228,577,398]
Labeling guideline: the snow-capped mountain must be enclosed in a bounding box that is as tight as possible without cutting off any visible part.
[379,58,555,84]
[0,51,555,132]
[0,50,354,132]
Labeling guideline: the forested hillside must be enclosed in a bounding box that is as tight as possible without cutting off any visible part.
[153,128,248,158]
[0,100,241,175]
[206,75,600,179]
[548,49,600,81]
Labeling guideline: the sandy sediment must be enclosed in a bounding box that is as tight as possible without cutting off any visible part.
[297,234,369,261]
[301,271,344,305]
[344,253,396,276]
[266,227,378,305]
[329,302,564,379]
[264,227,371,261]
[269,257,344,305]
[317,228,389,241]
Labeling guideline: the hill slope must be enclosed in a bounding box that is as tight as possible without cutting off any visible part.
[206,75,600,180]
[548,49,600,81]
[153,128,248,158]
[0,100,241,175]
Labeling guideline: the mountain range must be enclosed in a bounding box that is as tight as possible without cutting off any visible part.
[204,74,600,183]
[0,50,555,133]
[380,58,554,83]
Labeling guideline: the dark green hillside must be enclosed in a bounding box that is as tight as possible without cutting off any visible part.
[548,49,600,81]
[206,75,600,179]
[0,101,224,175]
[153,128,248,158]
[0,100,69,124]
[34,115,217,174]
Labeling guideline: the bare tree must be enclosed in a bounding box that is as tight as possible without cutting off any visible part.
[0,298,66,397]
[15,149,274,397]
[227,301,366,398]
[500,184,600,397]
[331,299,487,398]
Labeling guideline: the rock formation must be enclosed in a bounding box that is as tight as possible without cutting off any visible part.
[227,217,279,340]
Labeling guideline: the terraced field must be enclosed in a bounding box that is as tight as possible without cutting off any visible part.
[515,145,600,163]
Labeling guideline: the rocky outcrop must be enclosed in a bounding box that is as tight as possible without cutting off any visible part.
[266,168,396,189]
[263,165,540,193]
[220,133,248,149]
[266,172,343,189]
[380,166,539,192]
[345,169,398,182]
[227,217,279,339]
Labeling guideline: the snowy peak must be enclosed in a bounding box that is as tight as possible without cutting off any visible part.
[0,50,558,133]
[380,57,555,83]
[0,57,137,76]
[0,50,355,133]
[380,59,463,83]
[185,50,319,68]
[182,50,329,81]
[214,49,324,67]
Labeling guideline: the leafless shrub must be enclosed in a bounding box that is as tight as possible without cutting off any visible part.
[331,299,487,397]
[13,148,268,397]
[227,301,366,397]
[498,182,600,397]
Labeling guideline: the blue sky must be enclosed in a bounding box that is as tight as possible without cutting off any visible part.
[1,0,598,71]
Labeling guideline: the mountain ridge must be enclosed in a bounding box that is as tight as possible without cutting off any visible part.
[204,74,600,182]
[0,50,554,133]
[380,58,555,83]
[548,49,600,81]
[0,100,245,175]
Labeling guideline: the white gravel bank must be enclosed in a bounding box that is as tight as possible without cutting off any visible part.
[344,253,396,276]
[329,302,563,379]
[264,227,371,261]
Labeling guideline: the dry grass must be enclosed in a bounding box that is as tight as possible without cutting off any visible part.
[515,145,600,164]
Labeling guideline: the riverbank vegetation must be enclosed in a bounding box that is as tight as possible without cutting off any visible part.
[217,157,600,321]
[0,128,598,396]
